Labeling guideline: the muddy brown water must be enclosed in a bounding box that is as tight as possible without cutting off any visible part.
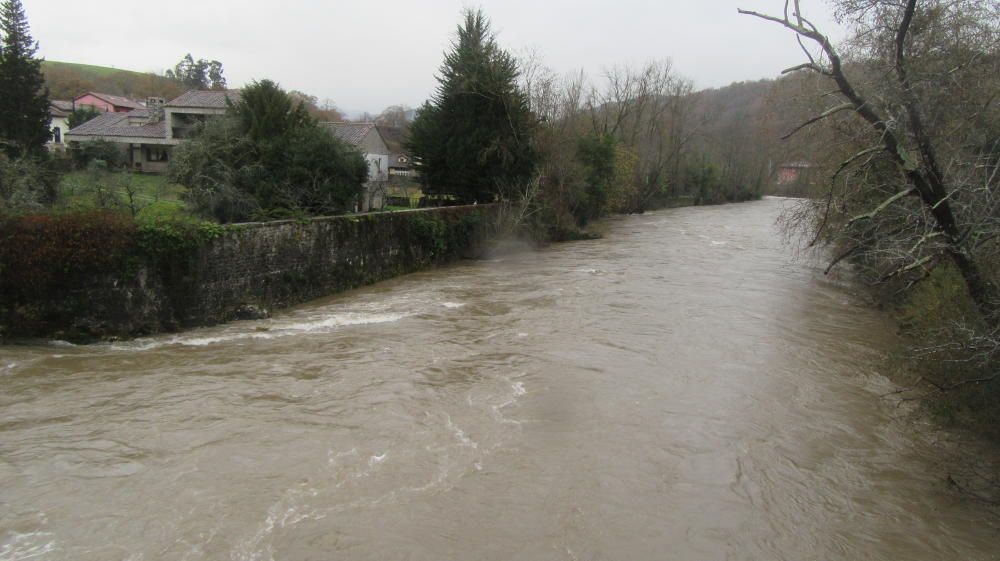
[2,198,999,560]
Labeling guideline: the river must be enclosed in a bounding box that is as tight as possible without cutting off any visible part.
[2,198,998,560]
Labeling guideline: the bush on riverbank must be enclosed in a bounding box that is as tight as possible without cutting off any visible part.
[0,209,223,313]
[887,266,1000,443]
[0,210,137,297]
[172,80,368,223]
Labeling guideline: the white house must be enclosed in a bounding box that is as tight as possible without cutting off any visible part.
[322,122,391,212]
[47,100,73,149]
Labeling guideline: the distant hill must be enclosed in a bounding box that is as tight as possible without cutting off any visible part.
[42,60,185,103]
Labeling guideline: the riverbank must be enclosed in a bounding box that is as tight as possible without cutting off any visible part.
[1,195,711,344]
[0,205,497,343]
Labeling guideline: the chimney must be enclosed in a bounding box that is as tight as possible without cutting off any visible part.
[147,97,165,122]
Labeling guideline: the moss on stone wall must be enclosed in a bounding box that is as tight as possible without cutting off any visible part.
[0,205,497,342]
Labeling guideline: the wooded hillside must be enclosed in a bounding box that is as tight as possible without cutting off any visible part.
[42,60,184,101]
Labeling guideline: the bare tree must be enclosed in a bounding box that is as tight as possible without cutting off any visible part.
[740,0,1000,322]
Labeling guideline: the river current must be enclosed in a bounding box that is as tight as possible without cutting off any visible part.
[2,198,998,560]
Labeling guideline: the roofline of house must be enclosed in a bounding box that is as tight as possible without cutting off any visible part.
[65,133,178,145]
[73,91,143,108]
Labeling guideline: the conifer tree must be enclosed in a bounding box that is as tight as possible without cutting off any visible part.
[407,10,538,203]
[0,0,50,156]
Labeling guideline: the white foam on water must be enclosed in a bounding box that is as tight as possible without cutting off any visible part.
[0,531,58,561]
[110,312,410,351]
[491,378,528,426]
[441,302,465,309]
[444,413,478,449]
[711,240,728,246]
[512,381,526,396]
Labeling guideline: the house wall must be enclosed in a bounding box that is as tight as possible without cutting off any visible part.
[47,116,70,149]
[129,144,172,174]
[777,167,802,185]
[164,107,227,140]
[359,129,391,212]
[75,94,128,113]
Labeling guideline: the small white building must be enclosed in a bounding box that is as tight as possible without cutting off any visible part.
[47,100,73,150]
[322,122,391,212]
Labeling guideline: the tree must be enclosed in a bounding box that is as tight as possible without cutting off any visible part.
[740,0,1000,323]
[407,9,538,203]
[0,0,50,157]
[171,79,367,222]
[288,90,345,122]
[376,105,411,129]
[230,79,311,143]
[66,106,101,129]
[166,54,226,90]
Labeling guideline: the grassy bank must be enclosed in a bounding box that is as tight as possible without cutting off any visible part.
[56,171,188,215]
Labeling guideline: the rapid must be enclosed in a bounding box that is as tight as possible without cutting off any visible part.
[2,198,998,560]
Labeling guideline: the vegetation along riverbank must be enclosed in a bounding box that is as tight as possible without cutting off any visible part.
[743,0,1000,469]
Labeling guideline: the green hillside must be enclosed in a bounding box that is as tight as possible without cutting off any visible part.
[42,60,185,102]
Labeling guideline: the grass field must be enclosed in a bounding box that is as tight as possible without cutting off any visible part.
[57,171,189,216]
[43,61,125,78]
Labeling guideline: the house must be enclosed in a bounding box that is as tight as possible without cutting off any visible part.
[163,90,240,140]
[322,122,390,211]
[73,92,145,113]
[776,161,814,185]
[64,90,240,173]
[376,125,415,178]
[63,107,172,172]
[388,153,414,177]
[47,100,73,149]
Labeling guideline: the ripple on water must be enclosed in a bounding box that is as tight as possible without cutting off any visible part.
[3,199,1000,561]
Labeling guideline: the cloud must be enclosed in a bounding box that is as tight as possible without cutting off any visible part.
[29,0,845,114]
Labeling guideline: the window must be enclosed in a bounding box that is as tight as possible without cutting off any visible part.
[52,127,61,144]
[146,147,169,162]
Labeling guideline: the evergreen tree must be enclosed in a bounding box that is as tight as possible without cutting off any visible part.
[66,106,101,129]
[0,0,50,156]
[171,79,367,222]
[230,79,311,143]
[407,10,538,203]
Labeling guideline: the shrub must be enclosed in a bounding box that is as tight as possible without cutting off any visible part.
[0,210,137,297]
[69,139,124,169]
[171,80,367,223]
[0,153,57,213]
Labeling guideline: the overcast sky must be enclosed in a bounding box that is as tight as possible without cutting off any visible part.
[29,0,844,116]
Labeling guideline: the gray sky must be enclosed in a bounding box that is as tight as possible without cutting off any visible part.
[29,0,844,116]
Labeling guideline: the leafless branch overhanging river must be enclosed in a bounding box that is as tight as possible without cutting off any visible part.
[2,198,998,560]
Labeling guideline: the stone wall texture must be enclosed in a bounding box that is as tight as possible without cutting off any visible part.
[1,205,496,342]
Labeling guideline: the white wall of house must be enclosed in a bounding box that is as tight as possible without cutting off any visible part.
[365,153,389,183]
[48,116,70,149]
